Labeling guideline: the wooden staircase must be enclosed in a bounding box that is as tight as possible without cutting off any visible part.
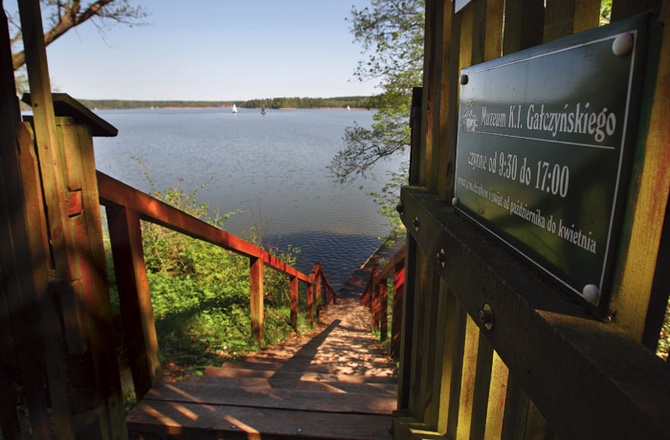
[126,295,398,439]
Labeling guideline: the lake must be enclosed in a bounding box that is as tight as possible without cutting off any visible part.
[92,107,405,289]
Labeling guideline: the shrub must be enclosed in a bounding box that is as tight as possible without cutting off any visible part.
[106,168,307,382]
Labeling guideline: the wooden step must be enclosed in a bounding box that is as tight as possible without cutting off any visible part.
[142,381,396,415]
[127,400,393,440]
[243,349,394,364]
[203,366,397,384]
[181,375,397,395]
[127,293,398,439]
[216,359,396,375]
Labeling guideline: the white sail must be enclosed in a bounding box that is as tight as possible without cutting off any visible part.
[232,104,238,113]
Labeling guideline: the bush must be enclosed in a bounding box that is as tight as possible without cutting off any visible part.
[106,169,308,381]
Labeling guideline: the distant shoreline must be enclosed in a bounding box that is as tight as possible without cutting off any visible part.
[76,95,381,111]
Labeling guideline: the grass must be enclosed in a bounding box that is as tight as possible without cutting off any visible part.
[102,175,318,410]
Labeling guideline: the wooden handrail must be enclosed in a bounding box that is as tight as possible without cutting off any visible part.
[361,245,406,358]
[97,171,310,282]
[96,170,335,397]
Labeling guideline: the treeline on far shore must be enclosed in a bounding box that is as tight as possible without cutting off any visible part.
[78,95,381,110]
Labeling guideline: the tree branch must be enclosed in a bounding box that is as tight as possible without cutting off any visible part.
[12,0,147,70]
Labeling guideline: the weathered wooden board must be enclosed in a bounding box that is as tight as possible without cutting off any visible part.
[128,401,393,440]
[183,375,398,395]
[143,382,396,415]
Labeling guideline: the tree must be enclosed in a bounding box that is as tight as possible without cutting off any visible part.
[328,0,425,185]
[7,0,148,71]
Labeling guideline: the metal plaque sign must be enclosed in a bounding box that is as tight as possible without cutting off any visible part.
[454,16,649,310]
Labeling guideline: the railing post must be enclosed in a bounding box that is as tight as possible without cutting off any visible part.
[0,11,52,436]
[289,275,299,331]
[380,278,388,342]
[371,261,380,330]
[314,265,322,316]
[106,205,161,399]
[391,261,406,359]
[250,256,264,342]
[307,282,314,327]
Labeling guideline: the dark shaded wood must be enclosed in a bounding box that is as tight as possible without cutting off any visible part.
[543,0,577,42]
[390,255,406,359]
[502,0,545,55]
[610,2,670,341]
[106,205,161,398]
[396,238,418,411]
[400,186,670,439]
[643,195,670,351]
[472,0,504,64]
[128,401,393,440]
[573,0,601,33]
[408,87,423,185]
[59,118,126,438]
[17,1,79,437]
[612,0,662,21]
[0,6,52,438]
[420,0,436,189]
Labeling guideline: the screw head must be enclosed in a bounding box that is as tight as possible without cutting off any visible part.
[460,74,469,85]
[612,33,634,56]
[479,304,494,330]
[436,248,446,268]
[452,197,460,207]
[582,284,601,305]
[412,217,420,232]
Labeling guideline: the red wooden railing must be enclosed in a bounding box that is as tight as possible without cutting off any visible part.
[360,245,406,359]
[96,170,336,398]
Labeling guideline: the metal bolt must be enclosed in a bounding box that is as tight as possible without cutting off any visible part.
[436,248,446,268]
[582,284,601,305]
[396,203,404,215]
[412,217,420,232]
[612,33,634,56]
[452,197,460,207]
[460,74,469,85]
[479,304,494,330]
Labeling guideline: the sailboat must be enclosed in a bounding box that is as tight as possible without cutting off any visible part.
[261,105,267,115]
[232,104,238,113]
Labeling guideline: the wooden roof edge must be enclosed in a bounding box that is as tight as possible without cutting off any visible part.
[22,92,118,137]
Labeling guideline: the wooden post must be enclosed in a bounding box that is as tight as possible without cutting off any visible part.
[391,262,405,358]
[106,205,161,398]
[380,278,388,342]
[307,282,314,327]
[371,261,380,330]
[289,276,299,331]
[18,12,78,438]
[250,257,264,342]
[0,5,52,438]
[314,266,322,317]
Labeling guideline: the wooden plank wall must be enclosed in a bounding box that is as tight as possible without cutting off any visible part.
[394,1,670,439]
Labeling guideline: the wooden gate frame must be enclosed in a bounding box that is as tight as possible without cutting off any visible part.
[394,1,670,439]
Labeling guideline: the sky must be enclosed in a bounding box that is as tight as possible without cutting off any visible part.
[36,0,380,101]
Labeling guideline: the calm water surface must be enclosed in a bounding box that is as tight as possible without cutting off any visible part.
[93,107,405,288]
